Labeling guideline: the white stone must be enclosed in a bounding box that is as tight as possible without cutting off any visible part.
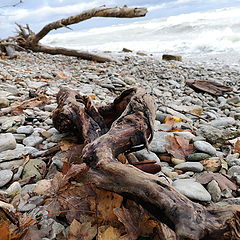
[0,133,16,153]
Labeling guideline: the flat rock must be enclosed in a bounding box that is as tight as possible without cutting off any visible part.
[0,170,13,187]
[0,144,39,162]
[173,179,211,201]
[23,134,43,147]
[0,133,16,153]
[187,153,211,161]
[174,131,196,141]
[135,149,161,164]
[209,117,236,127]
[16,125,34,135]
[149,132,174,153]
[23,159,46,181]
[194,141,217,156]
[197,125,240,145]
[174,162,203,172]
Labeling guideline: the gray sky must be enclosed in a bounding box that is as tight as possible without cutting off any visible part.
[1,0,240,38]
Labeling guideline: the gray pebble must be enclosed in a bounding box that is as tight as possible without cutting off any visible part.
[0,133,16,153]
[174,162,203,172]
[0,170,13,187]
[16,125,34,135]
[207,180,221,202]
[173,179,211,201]
[23,134,43,147]
[194,141,217,156]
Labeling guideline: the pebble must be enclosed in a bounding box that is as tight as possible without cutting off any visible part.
[187,153,211,161]
[0,97,9,108]
[174,162,203,172]
[149,132,174,153]
[209,117,236,127]
[228,166,240,178]
[194,141,217,156]
[0,133,16,153]
[173,179,211,201]
[0,170,13,187]
[207,180,221,202]
[23,134,44,147]
[23,159,46,181]
[16,125,34,135]
[135,149,161,164]
[200,158,221,172]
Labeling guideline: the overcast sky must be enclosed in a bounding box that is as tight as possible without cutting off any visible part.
[0,0,240,38]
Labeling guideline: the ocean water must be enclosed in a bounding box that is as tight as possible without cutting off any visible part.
[41,6,240,65]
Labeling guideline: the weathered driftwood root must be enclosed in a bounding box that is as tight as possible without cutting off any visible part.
[52,87,240,240]
[12,6,147,62]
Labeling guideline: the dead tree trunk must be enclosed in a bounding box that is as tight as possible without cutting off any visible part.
[52,87,240,240]
[3,6,147,62]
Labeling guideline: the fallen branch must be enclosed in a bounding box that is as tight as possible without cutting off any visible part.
[52,87,240,240]
[11,6,147,62]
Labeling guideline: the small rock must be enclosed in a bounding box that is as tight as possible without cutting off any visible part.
[227,96,240,105]
[0,97,9,108]
[122,48,132,52]
[135,149,161,164]
[173,179,211,201]
[0,170,13,187]
[201,157,221,172]
[13,134,26,143]
[149,132,174,153]
[165,171,179,178]
[34,179,51,195]
[174,132,196,141]
[16,125,34,135]
[171,158,185,165]
[5,182,21,196]
[174,162,203,172]
[194,141,217,156]
[228,166,240,178]
[162,54,182,61]
[209,117,236,127]
[23,134,43,147]
[187,153,211,161]
[207,180,221,202]
[23,159,46,181]
[0,133,16,153]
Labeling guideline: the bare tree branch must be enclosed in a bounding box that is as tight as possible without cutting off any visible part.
[0,0,23,8]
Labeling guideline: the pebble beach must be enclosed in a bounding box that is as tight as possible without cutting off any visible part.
[0,50,240,237]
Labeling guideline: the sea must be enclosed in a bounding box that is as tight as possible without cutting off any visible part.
[41,5,240,67]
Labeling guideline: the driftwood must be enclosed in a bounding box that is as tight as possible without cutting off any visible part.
[0,6,147,62]
[52,87,240,240]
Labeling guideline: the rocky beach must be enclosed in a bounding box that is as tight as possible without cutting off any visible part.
[0,50,240,238]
